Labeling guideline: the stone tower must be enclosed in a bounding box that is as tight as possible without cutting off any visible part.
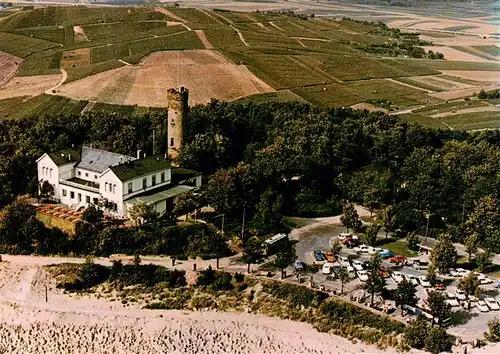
[167,87,189,160]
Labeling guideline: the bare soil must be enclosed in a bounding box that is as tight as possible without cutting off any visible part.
[55,50,274,107]
[422,46,496,63]
[194,30,213,49]
[73,25,88,43]
[60,48,91,70]
[0,51,21,87]
[430,84,500,100]
[440,70,500,83]
[0,74,62,100]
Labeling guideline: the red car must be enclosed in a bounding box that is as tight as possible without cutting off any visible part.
[434,282,445,291]
[379,266,389,278]
[388,255,407,264]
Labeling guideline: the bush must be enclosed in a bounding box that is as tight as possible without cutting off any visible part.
[234,272,245,282]
[485,318,500,342]
[404,317,428,349]
[424,326,454,354]
[262,282,328,308]
[176,254,188,260]
[319,298,405,335]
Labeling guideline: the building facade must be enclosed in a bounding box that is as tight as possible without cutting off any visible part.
[37,146,201,218]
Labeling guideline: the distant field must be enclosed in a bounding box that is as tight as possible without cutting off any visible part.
[413,100,491,115]
[0,94,87,120]
[440,111,500,130]
[0,5,498,131]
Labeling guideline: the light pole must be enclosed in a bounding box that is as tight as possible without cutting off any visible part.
[424,211,431,244]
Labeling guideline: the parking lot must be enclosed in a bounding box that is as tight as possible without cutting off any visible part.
[290,228,500,341]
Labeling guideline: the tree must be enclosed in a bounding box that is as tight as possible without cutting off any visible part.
[365,253,385,305]
[407,232,419,251]
[253,188,283,234]
[476,250,493,272]
[427,264,437,287]
[38,180,54,203]
[339,267,350,295]
[365,223,381,246]
[464,233,479,263]
[485,318,500,342]
[81,256,99,290]
[274,240,296,279]
[207,230,229,269]
[173,191,199,221]
[241,235,261,274]
[382,206,395,239]
[424,326,453,354]
[427,290,451,327]
[458,273,479,310]
[129,202,157,225]
[330,239,342,258]
[466,196,500,252]
[404,317,429,349]
[395,279,417,316]
[430,234,458,274]
[340,202,361,233]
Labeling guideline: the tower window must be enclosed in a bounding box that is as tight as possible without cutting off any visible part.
[170,138,174,147]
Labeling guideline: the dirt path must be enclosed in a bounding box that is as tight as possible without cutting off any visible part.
[431,105,498,118]
[196,8,225,25]
[256,22,271,32]
[269,21,285,32]
[195,30,213,49]
[154,6,188,23]
[386,78,435,93]
[45,69,67,94]
[73,25,88,42]
[230,25,249,47]
[295,38,306,48]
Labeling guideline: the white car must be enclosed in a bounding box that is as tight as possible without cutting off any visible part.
[457,268,471,277]
[322,263,333,275]
[357,270,369,282]
[418,276,431,288]
[480,278,493,285]
[352,260,364,271]
[368,247,382,255]
[406,274,419,286]
[477,301,490,312]
[353,245,372,254]
[455,289,467,301]
[413,260,429,270]
[392,271,405,284]
[485,297,500,310]
[339,256,351,268]
[338,233,355,241]
[446,296,460,307]
[469,295,478,302]
[449,269,459,277]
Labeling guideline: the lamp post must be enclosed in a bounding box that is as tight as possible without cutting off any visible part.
[424,211,431,244]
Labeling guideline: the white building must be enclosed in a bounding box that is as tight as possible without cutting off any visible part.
[36,146,201,218]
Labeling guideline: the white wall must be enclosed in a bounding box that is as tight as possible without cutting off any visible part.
[59,183,100,210]
[37,155,60,199]
[75,168,100,183]
[122,168,172,199]
[100,170,124,216]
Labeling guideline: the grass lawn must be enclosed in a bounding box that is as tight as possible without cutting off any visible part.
[37,212,75,234]
[281,216,318,229]
[376,238,418,257]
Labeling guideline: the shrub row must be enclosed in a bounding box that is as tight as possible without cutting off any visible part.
[262,282,328,308]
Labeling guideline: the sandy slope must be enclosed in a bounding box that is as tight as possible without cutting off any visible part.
[0,262,410,354]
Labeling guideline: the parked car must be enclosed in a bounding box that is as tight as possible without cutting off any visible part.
[338,233,357,241]
[313,250,324,262]
[322,263,333,275]
[455,268,471,277]
[413,260,429,270]
[379,266,389,278]
[352,260,364,271]
[357,270,369,282]
[455,289,467,301]
[388,255,407,264]
[406,274,419,286]
[418,276,431,288]
[477,301,490,312]
[325,251,335,262]
[294,260,305,271]
[447,298,460,307]
[380,250,396,259]
[434,281,445,291]
[494,281,500,289]
[485,297,500,310]
[369,247,383,255]
[392,271,405,284]
[353,245,372,254]
[339,256,350,268]
[346,239,360,248]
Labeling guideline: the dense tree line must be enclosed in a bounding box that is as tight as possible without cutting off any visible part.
[0,100,498,252]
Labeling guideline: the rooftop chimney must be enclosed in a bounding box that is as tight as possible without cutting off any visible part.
[137,149,142,159]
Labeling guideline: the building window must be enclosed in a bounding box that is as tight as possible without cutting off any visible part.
[105,182,108,191]
[70,191,74,199]
[42,167,45,175]
[170,138,174,147]
[94,175,98,179]
[152,175,156,186]
[128,182,132,194]
[62,189,67,197]
[85,172,89,177]
[78,170,81,176]
[86,196,90,203]
[49,168,53,177]
[142,178,147,189]
[93,198,98,204]
[161,172,165,183]
[78,193,82,202]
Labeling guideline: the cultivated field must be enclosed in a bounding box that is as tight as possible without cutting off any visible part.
[0,4,498,130]
[0,74,61,100]
[0,51,20,86]
[56,50,274,106]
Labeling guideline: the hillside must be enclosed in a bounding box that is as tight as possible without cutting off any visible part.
[0,5,498,130]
